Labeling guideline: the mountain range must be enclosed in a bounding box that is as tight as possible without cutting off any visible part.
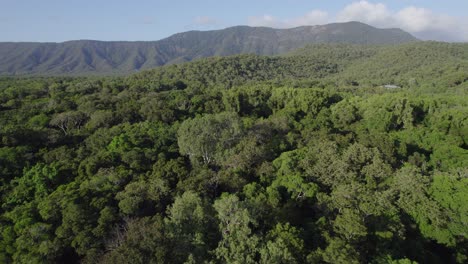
[0,21,418,76]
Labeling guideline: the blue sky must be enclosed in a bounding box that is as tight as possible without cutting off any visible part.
[1,0,467,42]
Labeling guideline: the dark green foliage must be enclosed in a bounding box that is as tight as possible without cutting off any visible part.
[0,41,466,264]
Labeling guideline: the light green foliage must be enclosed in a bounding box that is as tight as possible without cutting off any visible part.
[430,144,468,170]
[429,170,468,246]
[359,95,423,132]
[0,42,467,263]
[177,112,243,165]
[331,99,360,128]
[6,163,59,206]
[392,166,453,245]
[214,194,260,264]
[271,149,318,200]
[165,191,215,263]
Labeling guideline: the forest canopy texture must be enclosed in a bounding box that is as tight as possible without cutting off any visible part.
[0,42,467,263]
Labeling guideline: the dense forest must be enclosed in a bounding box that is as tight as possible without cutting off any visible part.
[0,42,467,263]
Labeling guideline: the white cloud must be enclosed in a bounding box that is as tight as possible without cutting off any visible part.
[395,6,465,41]
[336,1,467,41]
[248,10,329,28]
[396,7,436,32]
[337,1,393,27]
[247,1,468,42]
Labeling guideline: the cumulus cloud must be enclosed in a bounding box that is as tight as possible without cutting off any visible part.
[248,10,329,28]
[336,1,467,41]
[247,1,468,41]
[337,1,392,27]
[395,7,464,41]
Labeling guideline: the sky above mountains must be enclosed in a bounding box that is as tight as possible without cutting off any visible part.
[1,0,467,42]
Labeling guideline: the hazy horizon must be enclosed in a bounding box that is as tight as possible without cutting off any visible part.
[1,1,467,42]
[0,21,424,44]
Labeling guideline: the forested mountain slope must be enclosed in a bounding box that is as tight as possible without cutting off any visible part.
[129,42,468,92]
[0,22,417,76]
[0,40,466,263]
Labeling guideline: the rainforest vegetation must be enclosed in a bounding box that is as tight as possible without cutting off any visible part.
[0,43,467,263]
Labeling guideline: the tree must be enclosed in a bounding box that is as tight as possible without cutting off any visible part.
[177,112,243,165]
[271,149,318,201]
[5,163,59,207]
[331,99,360,129]
[214,194,260,264]
[116,178,169,216]
[101,217,170,264]
[392,166,450,244]
[429,170,468,248]
[260,223,305,264]
[49,111,87,135]
[165,191,216,263]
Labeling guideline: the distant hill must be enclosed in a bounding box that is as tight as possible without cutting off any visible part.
[127,42,468,92]
[0,22,418,76]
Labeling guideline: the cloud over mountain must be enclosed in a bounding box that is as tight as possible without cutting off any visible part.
[248,1,468,42]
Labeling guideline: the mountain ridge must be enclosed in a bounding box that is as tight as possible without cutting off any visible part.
[0,21,418,76]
